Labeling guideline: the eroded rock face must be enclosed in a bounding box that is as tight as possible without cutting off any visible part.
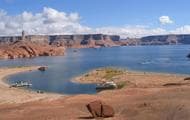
[0,41,65,59]
[86,100,115,118]
[49,34,121,48]
[0,34,121,49]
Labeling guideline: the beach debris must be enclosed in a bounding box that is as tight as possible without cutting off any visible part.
[38,66,48,71]
[10,81,32,88]
[96,81,117,90]
[86,100,114,118]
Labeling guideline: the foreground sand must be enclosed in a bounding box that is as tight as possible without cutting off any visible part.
[0,67,190,120]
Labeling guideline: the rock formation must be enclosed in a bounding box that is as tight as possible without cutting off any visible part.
[38,66,48,71]
[0,34,121,48]
[49,34,121,48]
[86,100,114,118]
[1,33,190,59]
[126,34,190,45]
[0,41,64,59]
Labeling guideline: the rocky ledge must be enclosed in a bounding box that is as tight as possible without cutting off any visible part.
[0,41,65,59]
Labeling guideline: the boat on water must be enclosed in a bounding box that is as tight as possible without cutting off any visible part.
[96,81,117,90]
[10,81,32,88]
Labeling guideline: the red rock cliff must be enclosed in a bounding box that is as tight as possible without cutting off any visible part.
[0,41,65,59]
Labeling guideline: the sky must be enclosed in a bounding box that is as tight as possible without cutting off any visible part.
[0,0,190,38]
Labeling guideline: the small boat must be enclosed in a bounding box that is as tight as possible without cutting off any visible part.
[96,81,117,90]
[11,81,32,88]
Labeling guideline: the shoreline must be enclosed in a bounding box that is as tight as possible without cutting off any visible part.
[0,66,62,104]
[73,67,189,88]
[0,66,189,104]
[1,67,190,119]
[73,66,189,84]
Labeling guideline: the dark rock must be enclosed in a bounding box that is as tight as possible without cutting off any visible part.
[38,66,47,71]
[184,77,190,80]
[86,100,102,118]
[86,100,114,118]
[187,53,190,58]
[101,104,115,117]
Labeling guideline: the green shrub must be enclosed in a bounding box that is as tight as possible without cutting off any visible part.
[117,81,127,89]
[103,68,124,80]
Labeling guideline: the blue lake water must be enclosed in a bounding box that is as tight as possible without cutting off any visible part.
[0,45,190,94]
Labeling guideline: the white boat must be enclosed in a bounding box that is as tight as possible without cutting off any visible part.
[96,81,117,90]
[11,81,32,87]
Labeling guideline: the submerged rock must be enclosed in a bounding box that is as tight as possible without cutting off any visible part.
[187,53,190,58]
[38,66,47,71]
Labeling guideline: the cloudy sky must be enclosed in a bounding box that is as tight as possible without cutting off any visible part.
[0,0,190,38]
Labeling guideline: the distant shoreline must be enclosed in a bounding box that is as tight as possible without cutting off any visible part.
[73,67,188,88]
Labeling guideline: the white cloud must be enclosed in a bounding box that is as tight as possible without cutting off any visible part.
[171,25,190,34]
[159,16,173,25]
[0,8,190,38]
[0,7,91,36]
[94,26,167,38]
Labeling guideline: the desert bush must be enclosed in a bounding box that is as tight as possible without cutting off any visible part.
[117,81,127,89]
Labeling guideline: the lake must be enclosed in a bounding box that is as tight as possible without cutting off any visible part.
[1,45,190,94]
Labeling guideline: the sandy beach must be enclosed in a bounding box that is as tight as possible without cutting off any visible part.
[0,67,190,120]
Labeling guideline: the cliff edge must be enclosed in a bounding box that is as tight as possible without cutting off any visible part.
[0,41,65,59]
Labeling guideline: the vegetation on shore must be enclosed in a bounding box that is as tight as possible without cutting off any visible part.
[76,68,127,89]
